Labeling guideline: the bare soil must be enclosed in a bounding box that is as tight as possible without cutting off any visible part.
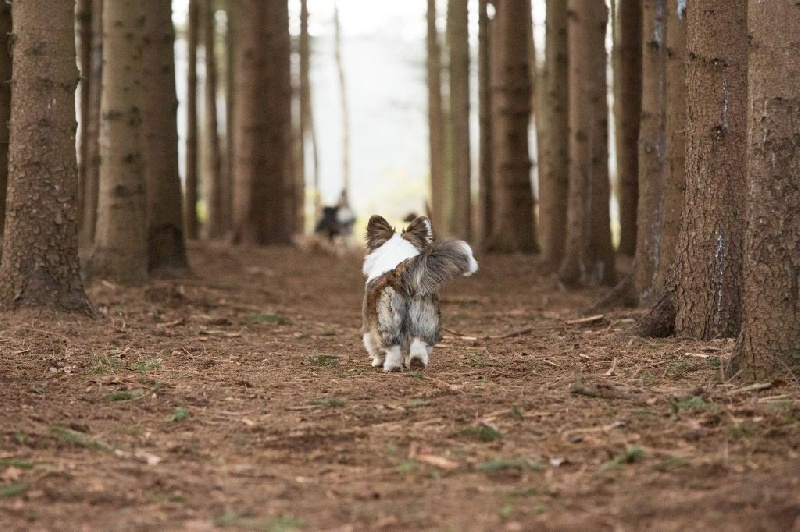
[1,242,799,531]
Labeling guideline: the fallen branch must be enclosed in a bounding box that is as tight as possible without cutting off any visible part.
[728,382,774,396]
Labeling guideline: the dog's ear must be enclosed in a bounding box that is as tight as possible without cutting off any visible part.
[402,216,434,250]
[366,215,394,251]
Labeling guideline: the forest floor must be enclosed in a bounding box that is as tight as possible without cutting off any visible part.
[1,241,799,531]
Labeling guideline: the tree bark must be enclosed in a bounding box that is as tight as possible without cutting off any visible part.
[141,0,189,277]
[297,0,311,235]
[673,0,746,338]
[80,0,103,245]
[76,0,92,236]
[559,0,614,286]
[427,0,445,235]
[634,0,666,304]
[232,1,292,246]
[653,1,686,294]
[203,0,224,239]
[728,0,800,380]
[0,0,91,313]
[477,0,492,247]
[487,0,537,254]
[86,0,148,285]
[184,0,199,240]
[447,0,471,240]
[615,0,641,257]
[539,0,569,268]
[0,3,11,243]
[333,4,350,199]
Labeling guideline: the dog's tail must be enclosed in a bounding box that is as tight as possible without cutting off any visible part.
[401,239,478,296]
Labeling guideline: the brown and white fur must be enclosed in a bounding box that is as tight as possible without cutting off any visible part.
[361,215,478,372]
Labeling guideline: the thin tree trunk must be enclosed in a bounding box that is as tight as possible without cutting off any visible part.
[86,0,148,285]
[0,3,11,243]
[615,0,641,257]
[184,0,199,240]
[488,0,537,254]
[333,4,350,197]
[0,0,91,312]
[634,0,666,303]
[653,1,685,293]
[540,0,569,268]
[80,0,103,245]
[559,0,614,286]
[297,0,311,234]
[203,0,224,239]
[76,0,92,233]
[141,0,189,277]
[447,0,471,240]
[427,0,446,235]
[222,0,235,237]
[729,0,800,380]
[477,0,492,246]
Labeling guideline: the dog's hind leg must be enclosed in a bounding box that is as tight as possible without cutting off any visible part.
[363,332,384,367]
[408,338,432,370]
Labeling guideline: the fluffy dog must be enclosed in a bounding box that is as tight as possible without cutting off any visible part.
[361,215,478,372]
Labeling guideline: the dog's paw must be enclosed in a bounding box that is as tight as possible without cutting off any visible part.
[371,355,385,368]
[382,360,403,372]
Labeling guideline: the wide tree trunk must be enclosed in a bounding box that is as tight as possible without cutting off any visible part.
[447,0,471,240]
[653,1,686,293]
[232,1,291,246]
[184,0,199,240]
[615,0,641,257]
[487,0,536,253]
[80,0,103,245]
[559,0,614,287]
[728,0,800,380]
[141,0,189,277]
[539,0,569,268]
[427,0,445,234]
[477,0,492,246]
[203,0,224,239]
[634,0,666,303]
[86,0,148,285]
[673,0,746,338]
[0,0,91,313]
[0,3,11,242]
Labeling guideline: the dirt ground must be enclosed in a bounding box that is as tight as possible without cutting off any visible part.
[1,241,798,531]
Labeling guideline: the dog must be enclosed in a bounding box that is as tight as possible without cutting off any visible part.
[361,215,478,372]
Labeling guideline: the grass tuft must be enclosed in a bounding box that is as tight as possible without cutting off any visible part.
[108,390,143,402]
[50,427,114,454]
[477,457,543,472]
[171,406,191,422]
[247,313,292,325]
[600,445,644,472]
[463,423,502,442]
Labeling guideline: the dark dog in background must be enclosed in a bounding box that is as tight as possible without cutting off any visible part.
[361,215,478,372]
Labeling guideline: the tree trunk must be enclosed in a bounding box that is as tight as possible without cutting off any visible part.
[76,0,92,235]
[427,0,445,235]
[653,1,686,293]
[86,0,148,285]
[447,0,471,240]
[232,1,291,246]
[333,4,350,199]
[203,0,224,240]
[615,0,641,257]
[487,0,537,254]
[222,0,235,236]
[0,0,91,313]
[539,0,569,268]
[729,0,800,380]
[673,0,746,338]
[559,0,614,286]
[477,0,492,247]
[297,0,311,235]
[141,0,189,277]
[184,0,199,240]
[80,0,103,245]
[634,0,666,303]
[0,3,11,243]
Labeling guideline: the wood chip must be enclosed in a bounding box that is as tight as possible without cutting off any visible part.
[415,454,459,470]
[566,314,605,326]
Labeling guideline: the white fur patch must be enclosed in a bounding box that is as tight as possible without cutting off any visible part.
[363,233,421,281]
[456,241,479,276]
